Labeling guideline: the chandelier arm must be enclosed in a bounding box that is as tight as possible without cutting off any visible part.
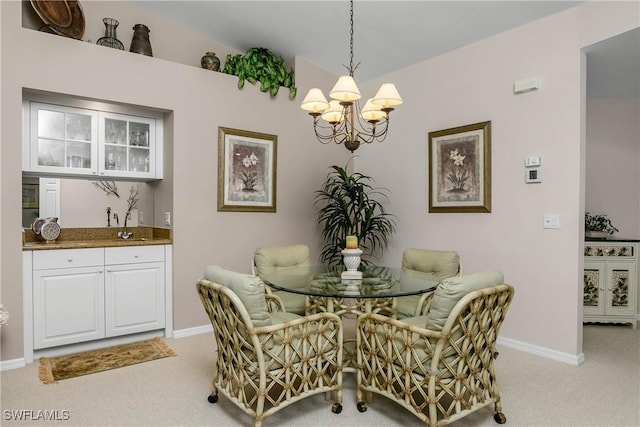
[312,118,348,145]
[351,100,391,143]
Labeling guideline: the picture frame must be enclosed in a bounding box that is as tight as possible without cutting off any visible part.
[22,184,39,209]
[218,127,277,212]
[428,121,491,213]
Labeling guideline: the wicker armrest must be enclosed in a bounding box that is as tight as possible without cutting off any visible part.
[265,293,285,312]
[254,311,343,335]
[357,312,442,339]
[415,291,436,316]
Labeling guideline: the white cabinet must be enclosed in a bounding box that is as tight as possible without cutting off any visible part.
[584,242,637,328]
[33,248,105,349]
[30,245,167,350]
[24,100,163,180]
[28,102,99,176]
[105,246,165,336]
[99,112,158,180]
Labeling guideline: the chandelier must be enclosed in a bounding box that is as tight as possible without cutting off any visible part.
[300,0,403,152]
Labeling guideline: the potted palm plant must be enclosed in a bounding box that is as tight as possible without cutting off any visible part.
[315,162,397,266]
[585,212,618,238]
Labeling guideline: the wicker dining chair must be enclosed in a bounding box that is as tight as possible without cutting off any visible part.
[356,271,514,426]
[395,248,461,319]
[196,265,343,427]
[253,244,310,315]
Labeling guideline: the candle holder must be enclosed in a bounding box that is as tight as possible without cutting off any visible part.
[341,248,363,280]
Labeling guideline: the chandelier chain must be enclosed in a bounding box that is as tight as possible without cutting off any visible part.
[349,0,355,76]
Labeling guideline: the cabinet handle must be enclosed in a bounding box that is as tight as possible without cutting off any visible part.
[98,268,103,273]
[92,170,97,175]
[67,257,73,262]
[106,268,112,273]
[134,254,139,258]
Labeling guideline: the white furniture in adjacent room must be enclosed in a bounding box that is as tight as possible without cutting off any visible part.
[583,241,638,329]
[24,244,172,361]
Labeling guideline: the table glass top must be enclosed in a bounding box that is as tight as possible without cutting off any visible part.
[263,265,439,298]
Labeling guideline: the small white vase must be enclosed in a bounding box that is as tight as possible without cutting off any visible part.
[342,248,363,271]
[341,248,363,281]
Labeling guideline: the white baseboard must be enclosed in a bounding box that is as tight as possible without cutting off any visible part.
[172,324,212,339]
[0,324,590,371]
[0,358,26,371]
[498,336,585,365]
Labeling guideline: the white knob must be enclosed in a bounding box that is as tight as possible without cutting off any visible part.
[134,254,139,258]
[107,268,112,273]
[67,258,73,262]
[98,268,103,273]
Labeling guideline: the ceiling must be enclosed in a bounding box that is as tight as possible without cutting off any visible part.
[133,1,638,98]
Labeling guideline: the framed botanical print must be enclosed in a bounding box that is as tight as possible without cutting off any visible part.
[428,121,491,213]
[218,127,277,212]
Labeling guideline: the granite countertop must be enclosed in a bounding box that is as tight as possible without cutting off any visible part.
[23,227,172,251]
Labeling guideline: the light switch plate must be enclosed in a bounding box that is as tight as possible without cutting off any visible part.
[543,213,560,229]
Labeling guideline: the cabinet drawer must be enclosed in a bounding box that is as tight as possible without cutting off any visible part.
[105,245,164,265]
[584,244,637,258]
[33,248,104,270]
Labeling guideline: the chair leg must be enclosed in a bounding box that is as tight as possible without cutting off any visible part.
[493,400,506,423]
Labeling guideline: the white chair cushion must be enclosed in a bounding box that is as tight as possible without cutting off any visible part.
[425,270,504,331]
[203,265,272,327]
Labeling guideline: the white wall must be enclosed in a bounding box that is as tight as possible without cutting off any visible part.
[1,0,347,361]
[1,0,638,363]
[357,8,585,357]
[356,2,639,360]
[586,98,640,238]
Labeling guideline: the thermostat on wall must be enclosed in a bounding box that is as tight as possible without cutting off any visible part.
[526,167,542,183]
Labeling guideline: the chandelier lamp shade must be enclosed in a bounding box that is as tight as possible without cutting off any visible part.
[300,0,402,152]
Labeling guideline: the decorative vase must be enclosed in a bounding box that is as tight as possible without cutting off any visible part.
[200,52,220,71]
[96,18,124,50]
[129,24,153,56]
[341,248,363,280]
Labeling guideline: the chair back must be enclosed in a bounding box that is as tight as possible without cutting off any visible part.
[401,248,461,280]
[425,270,504,331]
[253,244,310,278]
[202,265,271,327]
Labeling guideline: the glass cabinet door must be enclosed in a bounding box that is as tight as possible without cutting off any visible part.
[100,112,155,178]
[30,103,98,173]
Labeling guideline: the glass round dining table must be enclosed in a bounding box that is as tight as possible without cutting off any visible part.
[263,265,439,316]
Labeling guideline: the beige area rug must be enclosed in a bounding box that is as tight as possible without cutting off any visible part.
[39,338,176,384]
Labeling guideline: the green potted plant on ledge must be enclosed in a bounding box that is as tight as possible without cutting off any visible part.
[222,47,297,99]
[585,212,618,238]
[315,162,397,266]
